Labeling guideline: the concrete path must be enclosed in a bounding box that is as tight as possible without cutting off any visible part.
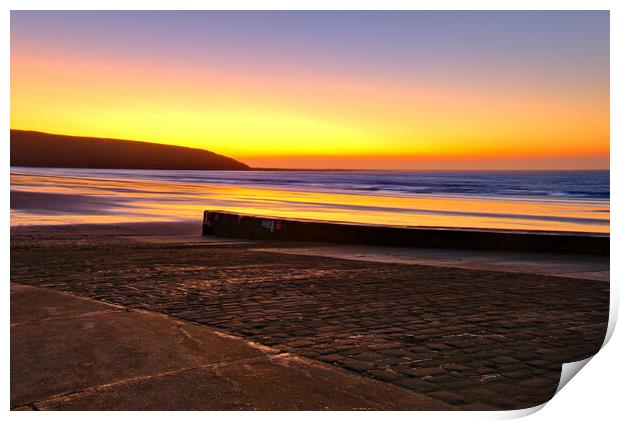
[11,223,608,410]
[10,283,450,410]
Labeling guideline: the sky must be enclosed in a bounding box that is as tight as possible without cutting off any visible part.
[11,11,610,170]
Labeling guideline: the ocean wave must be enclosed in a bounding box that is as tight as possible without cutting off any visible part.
[11,167,610,201]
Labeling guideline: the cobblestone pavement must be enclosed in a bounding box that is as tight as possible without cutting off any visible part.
[11,230,608,410]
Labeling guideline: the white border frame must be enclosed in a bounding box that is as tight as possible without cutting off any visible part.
[3,2,616,420]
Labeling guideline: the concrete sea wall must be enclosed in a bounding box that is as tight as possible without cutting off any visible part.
[202,211,609,255]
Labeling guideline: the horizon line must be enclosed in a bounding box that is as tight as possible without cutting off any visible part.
[10,128,610,172]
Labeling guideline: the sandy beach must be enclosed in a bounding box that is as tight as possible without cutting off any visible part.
[11,220,609,410]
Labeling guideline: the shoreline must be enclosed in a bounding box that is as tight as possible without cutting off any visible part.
[11,169,609,233]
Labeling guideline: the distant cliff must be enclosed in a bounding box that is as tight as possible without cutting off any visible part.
[10,130,250,171]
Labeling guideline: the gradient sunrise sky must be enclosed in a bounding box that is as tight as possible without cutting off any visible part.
[11,11,609,170]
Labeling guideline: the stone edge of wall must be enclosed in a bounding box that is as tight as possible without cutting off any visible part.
[202,211,609,255]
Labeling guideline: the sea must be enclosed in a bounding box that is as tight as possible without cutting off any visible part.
[10,167,610,233]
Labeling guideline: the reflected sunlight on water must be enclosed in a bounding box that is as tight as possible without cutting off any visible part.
[10,169,609,233]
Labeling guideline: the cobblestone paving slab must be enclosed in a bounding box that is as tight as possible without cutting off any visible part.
[11,232,609,410]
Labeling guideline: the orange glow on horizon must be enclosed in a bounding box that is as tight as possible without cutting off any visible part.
[10,16,610,170]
